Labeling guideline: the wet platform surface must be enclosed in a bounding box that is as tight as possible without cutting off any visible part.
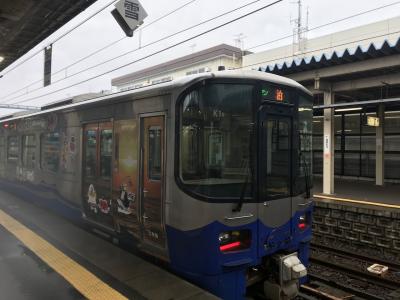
[313,177,400,207]
[0,225,84,300]
[0,190,218,300]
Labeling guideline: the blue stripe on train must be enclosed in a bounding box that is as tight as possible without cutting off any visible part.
[166,208,312,299]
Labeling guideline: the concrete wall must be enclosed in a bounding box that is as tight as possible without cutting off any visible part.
[312,200,400,264]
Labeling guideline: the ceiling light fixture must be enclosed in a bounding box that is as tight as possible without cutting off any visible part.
[335,107,362,112]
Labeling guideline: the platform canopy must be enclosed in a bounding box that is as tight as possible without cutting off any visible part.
[0,0,98,72]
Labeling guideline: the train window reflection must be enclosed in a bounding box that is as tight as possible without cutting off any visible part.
[7,136,19,162]
[41,133,60,172]
[22,135,36,169]
[85,130,97,177]
[296,94,313,195]
[180,83,254,199]
[148,127,162,180]
[264,119,290,198]
[0,137,5,165]
[100,129,112,178]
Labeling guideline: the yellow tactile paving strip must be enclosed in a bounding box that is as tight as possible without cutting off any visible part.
[0,209,128,300]
[314,194,400,210]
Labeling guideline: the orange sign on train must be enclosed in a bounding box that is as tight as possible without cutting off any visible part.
[275,89,285,102]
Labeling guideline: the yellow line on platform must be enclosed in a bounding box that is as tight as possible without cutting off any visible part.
[0,209,128,300]
[314,194,400,210]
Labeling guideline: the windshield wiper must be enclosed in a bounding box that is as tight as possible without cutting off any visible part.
[232,163,250,213]
[233,127,254,213]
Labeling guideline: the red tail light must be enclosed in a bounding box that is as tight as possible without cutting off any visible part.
[298,214,308,230]
[298,223,306,230]
[218,230,251,253]
[220,241,241,252]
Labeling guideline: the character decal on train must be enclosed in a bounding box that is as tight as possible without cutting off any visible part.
[117,184,135,215]
[98,198,111,214]
[87,184,98,213]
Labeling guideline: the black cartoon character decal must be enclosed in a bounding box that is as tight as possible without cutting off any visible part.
[117,184,136,215]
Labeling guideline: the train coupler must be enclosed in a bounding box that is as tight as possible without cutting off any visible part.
[263,252,307,300]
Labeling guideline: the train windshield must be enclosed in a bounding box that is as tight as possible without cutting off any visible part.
[178,82,313,200]
[179,83,254,199]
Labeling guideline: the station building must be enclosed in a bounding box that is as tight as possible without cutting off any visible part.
[243,16,400,195]
[111,44,244,91]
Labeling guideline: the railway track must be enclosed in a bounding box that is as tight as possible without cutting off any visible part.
[311,243,400,271]
[308,245,400,300]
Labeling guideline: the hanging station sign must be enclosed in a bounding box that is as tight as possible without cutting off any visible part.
[111,0,148,37]
[366,116,380,127]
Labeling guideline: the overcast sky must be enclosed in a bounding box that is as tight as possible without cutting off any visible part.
[0,0,399,116]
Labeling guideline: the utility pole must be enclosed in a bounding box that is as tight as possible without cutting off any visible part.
[291,0,309,55]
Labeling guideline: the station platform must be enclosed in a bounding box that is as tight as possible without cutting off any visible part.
[0,190,218,300]
[313,177,400,209]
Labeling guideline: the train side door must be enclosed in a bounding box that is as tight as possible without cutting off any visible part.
[82,122,114,228]
[258,103,294,252]
[139,115,166,248]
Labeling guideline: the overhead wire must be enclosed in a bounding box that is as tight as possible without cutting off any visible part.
[1,0,199,101]
[2,0,268,103]
[8,0,284,106]
[245,0,400,51]
[0,0,118,77]
[6,0,399,106]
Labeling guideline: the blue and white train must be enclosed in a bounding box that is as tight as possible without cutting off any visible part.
[0,70,313,299]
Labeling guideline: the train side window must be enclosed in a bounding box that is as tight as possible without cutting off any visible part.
[85,129,97,178]
[22,135,36,169]
[148,126,162,180]
[100,129,112,178]
[7,136,19,162]
[0,137,5,163]
[41,133,60,172]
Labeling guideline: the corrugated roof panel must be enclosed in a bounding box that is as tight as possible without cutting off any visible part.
[261,36,400,75]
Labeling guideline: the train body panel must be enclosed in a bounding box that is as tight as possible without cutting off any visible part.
[0,70,313,300]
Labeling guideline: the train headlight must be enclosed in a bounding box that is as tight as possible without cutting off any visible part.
[218,230,251,253]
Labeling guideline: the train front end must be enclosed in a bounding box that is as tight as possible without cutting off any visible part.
[170,71,313,300]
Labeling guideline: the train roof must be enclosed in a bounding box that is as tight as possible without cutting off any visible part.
[0,70,311,123]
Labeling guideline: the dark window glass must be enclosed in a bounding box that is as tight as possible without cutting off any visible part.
[385,153,400,179]
[385,112,400,133]
[41,133,60,172]
[295,94,313,195]
[22,135,36,169]
[344,113,360,134]
[0,137,5,164]
[7,136,19,162]
[180,83,254,198]
[385,135,400,152]
[263,119,290,198]
[312,117,323,135]
[85,130,97,177]
[344,152,359,176]
[313,152,322,174]
[148,127,162,180]
[100,129,112,178]
[384,112,400,180]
